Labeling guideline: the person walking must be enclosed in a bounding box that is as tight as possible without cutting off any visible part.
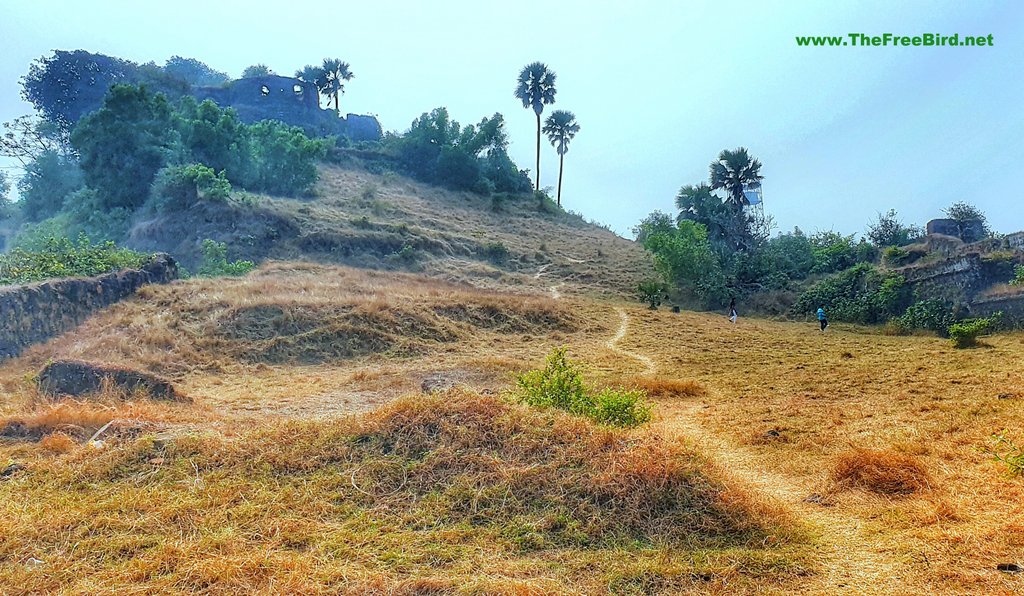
[728,296,738,324]
[816,305,828,332]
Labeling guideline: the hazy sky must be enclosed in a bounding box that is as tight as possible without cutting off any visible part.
[2,0,1021,237]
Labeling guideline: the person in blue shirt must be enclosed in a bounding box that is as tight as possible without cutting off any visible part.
[816,305,828,332]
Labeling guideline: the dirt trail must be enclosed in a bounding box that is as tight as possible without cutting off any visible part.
[609,304,908,594]
[607,307,657,376]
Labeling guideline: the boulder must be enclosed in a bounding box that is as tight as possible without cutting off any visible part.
[37,360,186,401]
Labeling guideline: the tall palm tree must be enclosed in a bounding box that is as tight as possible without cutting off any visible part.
[542,110,579,207]
[320,59,354,114]
[294,65,326,108]
[709,147,763,210]
[514,62,557,191]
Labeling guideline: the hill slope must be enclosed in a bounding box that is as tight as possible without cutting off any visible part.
[126,165,654,298]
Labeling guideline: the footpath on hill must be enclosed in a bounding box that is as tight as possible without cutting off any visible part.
[596,295,910,594]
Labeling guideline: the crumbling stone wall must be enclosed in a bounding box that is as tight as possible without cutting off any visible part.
[970,293,1024,324]
[0,255,177,359]
[899,253,1021,304]
[193,75,382,141]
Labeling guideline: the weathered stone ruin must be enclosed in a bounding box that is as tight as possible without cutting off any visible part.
[925,218,987,243]
[0,255,178,359]
[192,75,381,141]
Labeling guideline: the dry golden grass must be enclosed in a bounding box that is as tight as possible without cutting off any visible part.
[622,376,707,398]
[829,448,933,495]
[616,305,1024,593]
[38,432,75,454]
[0,390,811,593]
[4,261,1024,593]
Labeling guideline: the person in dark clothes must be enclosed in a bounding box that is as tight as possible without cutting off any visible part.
[728,296,737,324]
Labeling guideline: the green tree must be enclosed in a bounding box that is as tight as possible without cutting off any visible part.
[240,64,274,78]
[21,50,139,132]
[943,201,991,243]
[1,115,70,167]
[675,182,739,249]
[17,150,85,221]
[638,218,723,302]
[867,209,920,247]
[175,97,248,176]
[70,84,180,211]
[0,171,11,219]
[709,147,763,211]
[163,56,229,87]
[514,62,557,191]
[542,110,579,207]
[320,59,353,114]
[294,65,326,108]
[241,120,328,195]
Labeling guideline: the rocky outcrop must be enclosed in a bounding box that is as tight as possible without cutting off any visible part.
[0,255,178,359]
[37,360,185,401]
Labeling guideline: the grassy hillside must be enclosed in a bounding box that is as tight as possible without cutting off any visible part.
[126,165,654,299]
[2,259,1023,591]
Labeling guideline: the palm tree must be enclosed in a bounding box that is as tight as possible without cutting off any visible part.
[294,65,326,108]
[514,62,557,191]
[709,147,763,210]
[320,59,354,114]
[542,110,579,207]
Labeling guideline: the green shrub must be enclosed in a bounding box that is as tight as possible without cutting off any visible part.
[896,299,958,337]
[515,348,651,427]
[149,164,231,213]
[196,239,254,277]
[481,241,509,264]
[0,234,150,284]
[987,431,1024,476]
[391,243,420,263]
[636,280,666,309]
[948,316,996,348]
[1011,265,1024,287]
[590,387,652,427]
[791,263,911,325]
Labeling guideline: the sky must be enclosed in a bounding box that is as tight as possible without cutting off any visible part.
[1,0,1022,238]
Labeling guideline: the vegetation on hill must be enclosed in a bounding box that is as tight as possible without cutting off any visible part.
[634,146,1024,336]
[0,234,151,285]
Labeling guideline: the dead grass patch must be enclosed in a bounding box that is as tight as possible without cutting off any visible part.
[0,390,810,592]
[829,448,933,495]
[623,376,707,398]
[39,432,76,453]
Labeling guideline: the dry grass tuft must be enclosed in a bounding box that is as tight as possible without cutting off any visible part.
[829,448,933,495]
[1,401,116,440]
[623,376,707,398]
[39,432,76,453]
[0,389,807,592]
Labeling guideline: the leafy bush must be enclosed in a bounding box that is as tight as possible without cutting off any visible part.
[867,209,920,247]
[637,280,666,309]
[791,263,911,325]
[896,299,958,337]
[481,241,509,264]
[515,347,651,427]
[0,234,150,284]
[196,239,254,277]
[948,316,996,349]
[149,164,231,212]
[388,107,529,195]
[240,120,327,195]
[1011,265,1024,287]
[987,431,1024,476]
[809,231,859,274]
